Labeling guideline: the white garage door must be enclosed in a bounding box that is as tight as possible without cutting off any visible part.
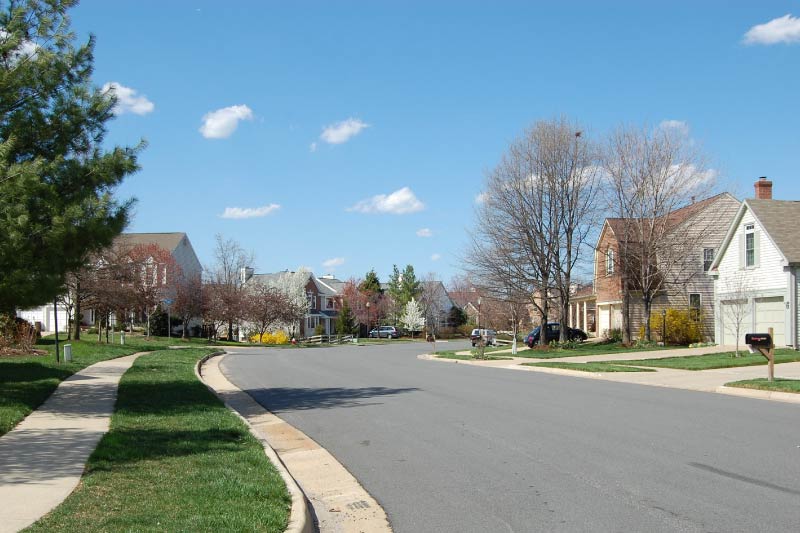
[754,296,786,347]
[720,300,749,347]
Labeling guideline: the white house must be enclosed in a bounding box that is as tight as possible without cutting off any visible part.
[709,178,799,349]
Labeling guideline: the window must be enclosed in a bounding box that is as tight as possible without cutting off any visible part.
[689,293,701,321]
[606,248,615,275]
[703,248,714,272]
[745,223,755,267]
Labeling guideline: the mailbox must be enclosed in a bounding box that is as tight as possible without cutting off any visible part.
[745,333,772,347]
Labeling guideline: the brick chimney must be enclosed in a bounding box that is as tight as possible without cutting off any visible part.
[754,176,772,200]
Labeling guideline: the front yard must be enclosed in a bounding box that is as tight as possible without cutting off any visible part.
[606,349,800,371]
[511,341,676,359]
[725,378,800,394]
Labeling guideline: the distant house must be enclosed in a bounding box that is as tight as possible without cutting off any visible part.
[709,178,799,348]
[241,270,343,338]
[568,193,740,341]
[419,280,457,332]
[17,232,202,332]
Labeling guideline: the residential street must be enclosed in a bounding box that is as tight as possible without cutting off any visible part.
[222,342,800,533]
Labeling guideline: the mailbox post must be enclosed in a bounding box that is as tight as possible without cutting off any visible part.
[745,328,775,382]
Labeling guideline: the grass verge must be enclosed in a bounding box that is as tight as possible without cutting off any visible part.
[607,349,800,371]
[434,349,513,361]
[0,336,189,437]
[724,378,800,394]
[511,342,677,359]
[28,348,290,532]
[523,361,656,372]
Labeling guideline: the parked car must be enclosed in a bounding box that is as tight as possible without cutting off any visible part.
[525,323,587,347]
[470,328,497,347]
[369,326,400,339]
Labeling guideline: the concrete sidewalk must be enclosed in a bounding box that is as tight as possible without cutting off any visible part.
[0,353,144,533]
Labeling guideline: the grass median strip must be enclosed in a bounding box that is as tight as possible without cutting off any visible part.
[523,362,656,372]
[511,342,675,359]
[28,348,290,533]
[606,349,800,371]
[725,378,800,394]
[434,349,513,361]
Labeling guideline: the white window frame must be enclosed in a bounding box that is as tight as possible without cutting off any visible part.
[606,248,615,275]
[745,223,755,268]
[703,248,714,272]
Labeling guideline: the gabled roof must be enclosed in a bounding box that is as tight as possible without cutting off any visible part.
[114,232,187,252]
[710,198,800,270]
[602,193,735,243]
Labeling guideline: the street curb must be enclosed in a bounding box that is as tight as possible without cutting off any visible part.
[196,351,315,533]
[715,385,800,404]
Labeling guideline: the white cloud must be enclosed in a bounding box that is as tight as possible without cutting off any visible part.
[0,30,38,62]
[101,82,155,116]
[347,187,425,215]
[309,142,317,152]
[200,105,253,139]
[220,204,280,219]
[416,228,433,237]
[659,119,689,137]
[744,14,800,45]
[475,192,487,204]
[322,257,345,268]
[431,253,442,261]
[320,118,369,144]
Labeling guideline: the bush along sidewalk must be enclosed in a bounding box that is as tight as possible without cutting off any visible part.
[28,348,290,532]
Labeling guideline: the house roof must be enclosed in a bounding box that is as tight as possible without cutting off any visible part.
[113,232,187,252]
[604,193,734,241]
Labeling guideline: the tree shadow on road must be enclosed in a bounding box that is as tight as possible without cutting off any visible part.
[246,386,420,412]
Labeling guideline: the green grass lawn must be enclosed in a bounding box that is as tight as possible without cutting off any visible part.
[607,349,800,371]
[725,378,800,394]
[28,348,290,532]
[523,361,657,372]
[434,349,513,361]
[0,334,225,437]
[512,341,677,359]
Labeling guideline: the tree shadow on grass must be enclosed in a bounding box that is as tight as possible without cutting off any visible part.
[246,386,420,413]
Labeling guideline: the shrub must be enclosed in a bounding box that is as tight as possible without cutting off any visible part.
[250,330,290,344]
[603,328,623,343]
[314,323,326,336]
[643,309,702,345]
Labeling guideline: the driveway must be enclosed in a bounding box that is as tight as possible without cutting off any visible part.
[222,341,800,533]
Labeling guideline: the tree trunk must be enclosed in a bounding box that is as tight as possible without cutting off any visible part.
[643,296,653,342]
[72,284,81,340]
[560,294,570,343]
[539,286,549,347]
[228,320,234,342]
[621,290,631,345]
[182,318,188,339]
[97,317,102,343]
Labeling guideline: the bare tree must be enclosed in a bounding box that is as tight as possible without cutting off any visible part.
[467,118,597,345]
[718,272,752,357]
[603,124,716,342]
[419,273,447,335]
[208,235,254,341]
[243,283,294,340]
[173,273,206,339]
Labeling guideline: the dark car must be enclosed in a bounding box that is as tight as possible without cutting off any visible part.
[525,323,587,347]
[369,326,400,339]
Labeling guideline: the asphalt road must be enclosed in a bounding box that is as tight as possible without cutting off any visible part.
[222,341,800,533]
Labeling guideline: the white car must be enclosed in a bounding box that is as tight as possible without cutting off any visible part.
[470,328,496,347]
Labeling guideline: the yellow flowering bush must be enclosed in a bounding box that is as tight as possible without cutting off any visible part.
[250,330,290,344]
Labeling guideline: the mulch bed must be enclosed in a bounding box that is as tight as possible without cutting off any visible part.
[0,347,48,357]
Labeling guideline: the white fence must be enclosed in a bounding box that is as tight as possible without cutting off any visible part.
[304,334,355,345]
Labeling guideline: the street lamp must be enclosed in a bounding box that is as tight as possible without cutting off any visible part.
[365,301,371,337]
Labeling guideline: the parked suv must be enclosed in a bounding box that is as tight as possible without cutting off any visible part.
[470,328,497,347]
[525,323,587,347]
[369,326,400,339]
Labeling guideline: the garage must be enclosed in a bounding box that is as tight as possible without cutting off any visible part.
[754,296,786,347]
[719,300,749,347]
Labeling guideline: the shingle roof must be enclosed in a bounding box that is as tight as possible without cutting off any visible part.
[747,199,800,264]
[113,232,186,252]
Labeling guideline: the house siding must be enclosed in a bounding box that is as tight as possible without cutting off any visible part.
[716,210,786,292]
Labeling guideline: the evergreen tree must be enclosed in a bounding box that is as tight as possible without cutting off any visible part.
[358,269,381,294]
[448,306,468,327]
[0,0,141,314]
[400,264,420,303]
[336,299,357,336]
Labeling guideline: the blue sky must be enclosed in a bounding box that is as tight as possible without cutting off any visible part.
[72,1,800,283]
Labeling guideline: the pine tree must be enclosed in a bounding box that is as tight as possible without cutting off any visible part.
[336,299,357,336]
[0,0,141,314]
[358,269,381,294]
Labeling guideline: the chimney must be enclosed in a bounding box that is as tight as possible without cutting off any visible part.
[754,176,772,200]
[240,266,254,284]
